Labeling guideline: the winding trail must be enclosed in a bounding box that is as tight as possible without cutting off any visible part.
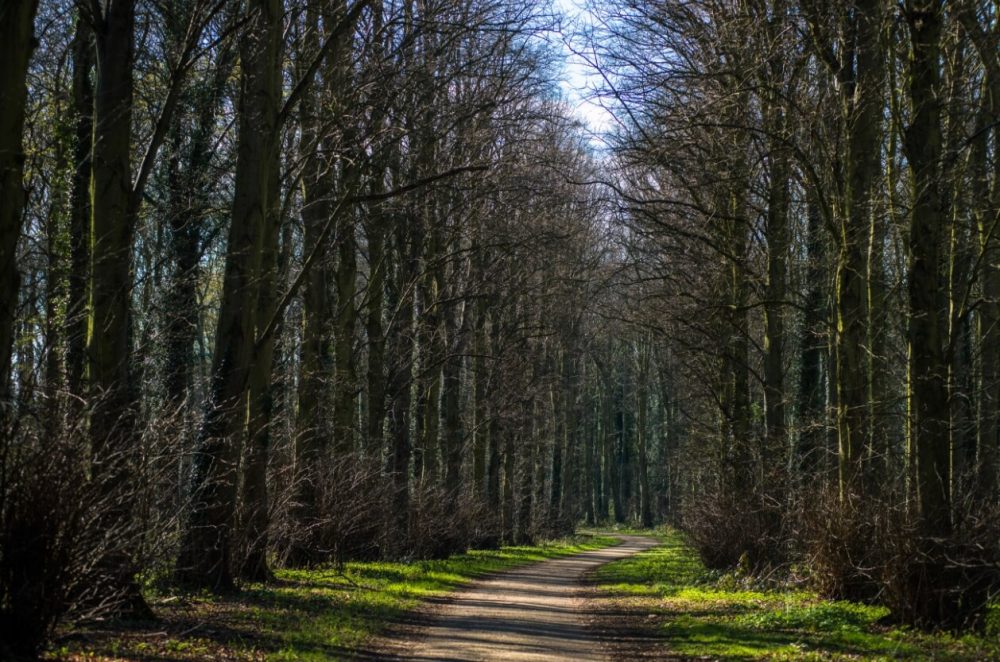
[373,535,658,661]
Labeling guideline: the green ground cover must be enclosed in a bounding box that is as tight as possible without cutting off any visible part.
[593,528,1000,661]
[49,533,617,661]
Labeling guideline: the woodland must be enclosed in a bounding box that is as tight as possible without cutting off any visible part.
[1,0,999,658]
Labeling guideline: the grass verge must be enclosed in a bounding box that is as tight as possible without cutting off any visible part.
[48,533,617,661]
[592,528,1000,661]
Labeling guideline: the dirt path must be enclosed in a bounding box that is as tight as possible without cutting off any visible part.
[372,535,658,661]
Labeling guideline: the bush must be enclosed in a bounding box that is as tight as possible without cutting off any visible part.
[0,436,85,658]
[877,503,1000,631]
[0,399,183,658]
[681,456,788,573]
[274,453,390,567]
[797,486,882,602]
[798,485,1000,630]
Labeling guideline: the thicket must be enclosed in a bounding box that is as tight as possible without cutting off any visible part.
[587,0,1000,632]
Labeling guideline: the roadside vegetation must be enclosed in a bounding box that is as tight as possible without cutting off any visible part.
[47,534,616,661]
[594,529,1000,661]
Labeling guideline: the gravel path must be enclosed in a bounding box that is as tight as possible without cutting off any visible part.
[373,535,658,661]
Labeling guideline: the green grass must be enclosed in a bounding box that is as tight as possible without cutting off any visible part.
[593,528,1000,661]
[51,533,618,661]
[262,534,617,660]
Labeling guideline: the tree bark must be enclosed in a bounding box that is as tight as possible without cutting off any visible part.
[177,0,282,589]
[386,187,422,545]
[442,290,468,513]
[87,0,155,616]
[798,190,828,475]
[834,0,884,496]
[239,145,282,582]
[0,0,39,405]
[365,186,387,454]
[957,4,1000,501]
[764,145,789,450]
[471,274,489,497]
[903,0,950,536]
[637,340,653,528]
[334,213,359,454]
[290,4,334,564]
[66,17,94,407]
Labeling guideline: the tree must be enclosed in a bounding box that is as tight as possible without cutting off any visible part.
[0,0,40,413]
[902,0,950,537]
[176,0,283,590]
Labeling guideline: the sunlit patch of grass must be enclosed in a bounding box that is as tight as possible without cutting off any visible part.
[49,533,617,661]
[593,528,1000,661]
[258,534,618,656]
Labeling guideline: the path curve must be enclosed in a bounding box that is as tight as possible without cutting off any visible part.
[374,535,658,661]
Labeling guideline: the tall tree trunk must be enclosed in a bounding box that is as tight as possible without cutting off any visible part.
[239,151,282,582]
[549,349,565,521]
[365,190,387,454]
[583,374,596,525]
[974,88,1000,498]
[484,310,502,518]
[609,373,625,523]
[764,145,789,455]
[486,402,502,511]
[637,341,653,528]
[334,213,358,454]
[501,426,516,543]
[418,257,444,482]
[66,17,94,407]
[559,348,580,525]
[719,182,751,497]
[798,189,828,475]
[600,373,613,520]
[442,292,468,513]
[834,0,884,496]
[904,0,950,536]
[42,86,71,429]
[0,0,39,405]
[471,279,489,497]
[163,42,234,419]
[88,0,153,616]
[177,0,282,589]
[761,1,790,466]
[290,6,333,563]
[868,176,892,485]
[943,38,975,499]
[386,197,422,545]
[657,348,677,522]
[957,5,1000,501]
[516,427,534,544]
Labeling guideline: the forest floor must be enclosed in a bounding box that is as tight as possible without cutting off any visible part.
[589,528,1000,661]
[45,529,1000,661]
[372,534,658,660]
[45,534,617,661]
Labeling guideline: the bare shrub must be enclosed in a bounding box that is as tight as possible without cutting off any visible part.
[0,430,89,658]
[465,498,502,550]
[682,489,786,572]
[796,485,883,602]
[797,485,1000,630]
[408,481,473,559]
[680,451,788,573]
[0,410,150,655]
[273,453,390,567]
[876,502,1000,631]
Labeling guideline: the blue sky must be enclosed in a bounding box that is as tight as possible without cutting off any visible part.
[553,0,615,137]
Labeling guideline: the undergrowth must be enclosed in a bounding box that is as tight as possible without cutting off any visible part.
[47,533,617,661]
[593,528,1000,661]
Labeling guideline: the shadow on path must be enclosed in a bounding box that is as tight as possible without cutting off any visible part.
[370,535,658,662]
